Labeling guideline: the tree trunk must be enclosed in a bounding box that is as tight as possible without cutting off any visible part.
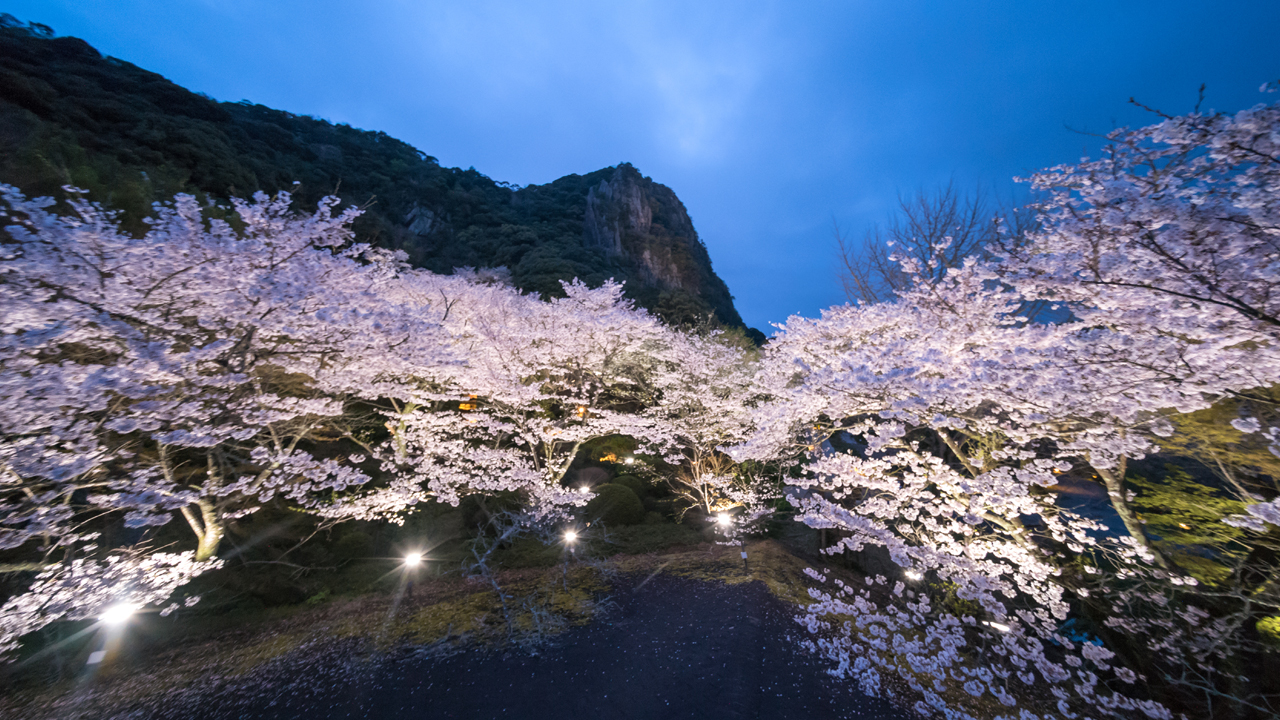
[1094,461,1171,570]
[180,498,225,561]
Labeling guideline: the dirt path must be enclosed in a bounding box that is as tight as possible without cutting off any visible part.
[177,574,905,720]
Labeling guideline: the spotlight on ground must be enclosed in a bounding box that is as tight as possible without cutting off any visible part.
[100,602,137,627]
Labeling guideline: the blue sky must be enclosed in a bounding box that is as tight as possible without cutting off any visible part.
[8,1,1279,331]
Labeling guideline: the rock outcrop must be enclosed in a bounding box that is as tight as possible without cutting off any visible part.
[581,164,739,322]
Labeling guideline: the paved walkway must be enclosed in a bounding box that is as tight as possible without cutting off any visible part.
[199,574,905,720]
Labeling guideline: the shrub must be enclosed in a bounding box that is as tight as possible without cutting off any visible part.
[585,483,645,526]
[1260,616,1280,647]
[606,523,703,555]
[611,474,648,498]
[496,537,564,568]
[333,530,373,561]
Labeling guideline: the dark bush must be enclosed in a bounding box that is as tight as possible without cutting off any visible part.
[584,483,645,526]
[610,474,648,497]
[606,523,703,554]
[332,529,373,561]
[459,491,522,535]
[495,537,564,568]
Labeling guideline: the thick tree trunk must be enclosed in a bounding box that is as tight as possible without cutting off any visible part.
[1093,461,1172,570]
[180,498,224,561]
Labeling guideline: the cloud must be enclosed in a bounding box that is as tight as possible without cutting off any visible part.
[402,0,776,163]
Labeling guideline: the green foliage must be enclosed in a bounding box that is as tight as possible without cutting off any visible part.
[494,537,564,568]
[1130,464,1249,585]
[1258,616,1280,648]
[1160,387,1280,496]
[610,474,648,498]
[604,523,703,554]
[928,580,983,619]
[584,483,645,526]
[304,589,331,606]
[331,529,373,561]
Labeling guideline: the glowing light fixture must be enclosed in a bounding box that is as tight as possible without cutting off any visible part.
[564,530,578,544]
[905,570,923,581]
[715,513,732,527]
[624,457,635,465]
[404,552,423,567]
[578,485,591,494]
[100,602,137,627]
[983,620,1012,633]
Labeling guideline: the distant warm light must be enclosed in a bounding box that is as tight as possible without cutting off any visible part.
[100,602,137,627]
[404,552,423,567]
[1178,523,1192,530]
[715,513,732,527]
[565,530,578,543]
[905,570,923,581]
[983,620,1012,633]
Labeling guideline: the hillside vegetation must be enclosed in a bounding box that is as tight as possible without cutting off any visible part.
[0,17,754,336]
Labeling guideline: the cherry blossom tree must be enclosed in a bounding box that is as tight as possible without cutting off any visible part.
[653,330,764,518]
[738,261,1169,719]
[741,94,1280,719]
[0,186,455,654]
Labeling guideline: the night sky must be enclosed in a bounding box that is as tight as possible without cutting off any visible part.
[9,1,1279,332]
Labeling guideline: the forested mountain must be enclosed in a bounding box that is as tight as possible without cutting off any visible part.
[0,18,757,338]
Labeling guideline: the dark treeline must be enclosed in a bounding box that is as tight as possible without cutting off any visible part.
[0,17,754,336]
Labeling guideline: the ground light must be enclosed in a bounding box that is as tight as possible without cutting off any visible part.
[404,552,423,568]
[715,513,732,527]
[99,602,137,627]
[564,530,578,544]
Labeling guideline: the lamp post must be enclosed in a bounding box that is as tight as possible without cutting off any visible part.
[561,530,578,590]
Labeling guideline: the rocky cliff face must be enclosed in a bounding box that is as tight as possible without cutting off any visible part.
[580,164,740,324]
